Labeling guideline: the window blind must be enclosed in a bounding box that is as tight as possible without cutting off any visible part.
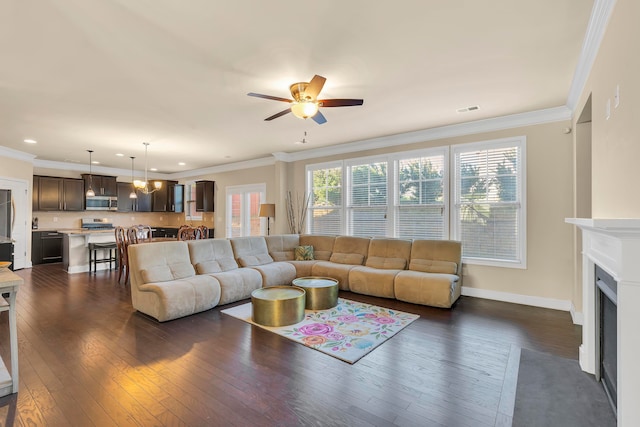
[348,162,388,237]
[396,155,445,239]
[453,141,524,265]
[308,166,343,234]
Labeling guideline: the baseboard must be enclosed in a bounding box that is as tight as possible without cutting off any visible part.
[570,302,584,325]
[461,286,572,312]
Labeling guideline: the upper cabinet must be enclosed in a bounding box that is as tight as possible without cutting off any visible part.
[154,181,183,213]
[81,174,117,197]
[33,176,85,211]
[196,180,215,212]
[116,182,152,212]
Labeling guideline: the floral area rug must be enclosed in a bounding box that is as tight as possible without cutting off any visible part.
[221,298,419,364]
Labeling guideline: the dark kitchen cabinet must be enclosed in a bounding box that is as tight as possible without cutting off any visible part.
[31,231,63,265]
[117,182,151,212]
[196,180,215,212]
[152,227,179,239]
[82,174,117,196]
[151,181,182,212]
[33,176,85,211]
[62,179,85,211]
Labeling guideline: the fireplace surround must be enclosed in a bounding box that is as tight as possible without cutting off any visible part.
[566,218,640,427]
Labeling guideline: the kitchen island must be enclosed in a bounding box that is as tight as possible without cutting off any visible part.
[61,229,117,274]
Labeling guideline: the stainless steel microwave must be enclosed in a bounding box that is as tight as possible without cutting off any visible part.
[86,196,118,211]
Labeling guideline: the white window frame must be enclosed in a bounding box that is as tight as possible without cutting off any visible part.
[225,183,266,238]
[390,147,449,240]
[345,155,390,237]
[306,161,345,234]
[450,136,527,269]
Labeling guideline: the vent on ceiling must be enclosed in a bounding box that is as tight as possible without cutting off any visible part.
[457,105,480,113]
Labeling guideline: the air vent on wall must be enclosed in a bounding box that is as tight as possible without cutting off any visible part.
[456,105,480,113]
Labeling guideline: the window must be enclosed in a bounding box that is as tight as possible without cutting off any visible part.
[307,162,343,235]
[225,184,265,237]
[185,182,202,220]
[394,151,447,239]
[304,137,525,268]
[452,137,526,268]
[346,159,388,237]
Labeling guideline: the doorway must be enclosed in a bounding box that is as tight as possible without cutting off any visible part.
[0,177,29,269]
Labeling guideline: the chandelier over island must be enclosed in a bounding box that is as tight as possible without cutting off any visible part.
[133,142,161,195]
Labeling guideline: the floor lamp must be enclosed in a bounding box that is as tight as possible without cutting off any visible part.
[259,203,275,235]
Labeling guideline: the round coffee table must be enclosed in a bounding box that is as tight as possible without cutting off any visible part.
[251,286,306,327]
[292,276,339,310]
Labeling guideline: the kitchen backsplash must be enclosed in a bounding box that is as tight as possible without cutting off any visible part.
[34,211,215,230]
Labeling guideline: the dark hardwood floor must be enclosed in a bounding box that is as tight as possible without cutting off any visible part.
[0,264,582,426]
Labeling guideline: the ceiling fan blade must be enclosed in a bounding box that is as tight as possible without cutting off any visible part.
[305,75,326,99]
[319,99,364,107]
[248,92,292,103]
[311,110,327,125]
[265,108,292,121]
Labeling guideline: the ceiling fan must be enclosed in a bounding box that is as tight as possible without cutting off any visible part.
[247,75,363,124]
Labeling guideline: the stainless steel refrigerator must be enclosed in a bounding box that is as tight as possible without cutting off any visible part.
[0,189,14,270]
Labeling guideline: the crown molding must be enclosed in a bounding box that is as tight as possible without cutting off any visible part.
[274,106,571,163]
[33,159,171,180]
[168,156,276,179]
[566,0,617,111]
[0,145,37,162]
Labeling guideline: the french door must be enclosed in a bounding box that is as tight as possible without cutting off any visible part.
[225,184,265,237]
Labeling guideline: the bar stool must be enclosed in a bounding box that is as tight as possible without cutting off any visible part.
[88,242,118,274]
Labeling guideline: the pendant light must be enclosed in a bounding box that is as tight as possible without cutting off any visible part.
[86,150,95,197]
[129,156,137,199]
[133,142,162,194]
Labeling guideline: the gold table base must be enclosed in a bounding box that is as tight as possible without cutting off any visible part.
[251,286,306,327]
[292,276,339,310]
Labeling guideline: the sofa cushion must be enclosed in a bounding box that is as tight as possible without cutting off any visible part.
[295,245,314,261]
[141,262,195,284]
[366,256,406,270]
[329,236,370,265]
[364,238,412,270]
[265,234,300,261]
[187,239,239,272]
[409,239,462,275]
[195,260,222,274]
[330,252,365,265]
[300,235,336,261]
[237,253,274,267]
[409,259,457,274]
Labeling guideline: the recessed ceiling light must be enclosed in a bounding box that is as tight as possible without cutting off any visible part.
[115,153,124,157]
[178,162,186,166]
[92,161,100,164]
[149,168,158,172]
[24,139,37,144]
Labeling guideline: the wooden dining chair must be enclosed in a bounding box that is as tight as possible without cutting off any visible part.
[197,225,209,239]
[127,225,153,244]
[178,225,198,241]
[114,226,129,284]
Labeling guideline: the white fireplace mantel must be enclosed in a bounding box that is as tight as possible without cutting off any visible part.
[566,218,640,426]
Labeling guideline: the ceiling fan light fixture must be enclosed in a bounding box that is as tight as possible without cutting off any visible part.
[291,101,319,119]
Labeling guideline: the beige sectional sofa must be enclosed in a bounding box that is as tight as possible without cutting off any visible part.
[127,234,462,322]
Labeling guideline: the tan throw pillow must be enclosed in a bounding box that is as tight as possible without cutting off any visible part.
[294,245,314,261]
[409,259,458,274]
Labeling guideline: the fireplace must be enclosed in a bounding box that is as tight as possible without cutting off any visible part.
[595,265,617,413]
[566,218,640,427]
